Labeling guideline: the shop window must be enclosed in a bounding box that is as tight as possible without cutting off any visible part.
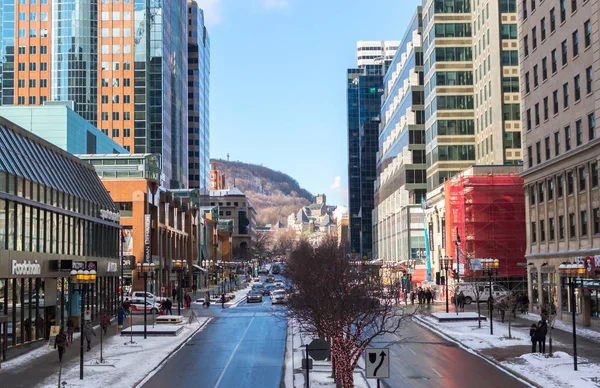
[118,202,133,217]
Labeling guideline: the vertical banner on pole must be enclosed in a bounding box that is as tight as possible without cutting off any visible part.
[144,214,151,264]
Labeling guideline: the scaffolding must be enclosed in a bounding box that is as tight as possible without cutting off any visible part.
[445,174,527,280]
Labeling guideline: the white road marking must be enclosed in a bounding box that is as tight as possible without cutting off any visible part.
[214,316,255,388]
[431,367,442,377]
[408,348,417,355]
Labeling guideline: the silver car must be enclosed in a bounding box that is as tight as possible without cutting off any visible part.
[270,290,287,305]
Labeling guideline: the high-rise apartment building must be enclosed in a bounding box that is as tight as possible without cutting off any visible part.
[423,0,475,191]
[519,0,600,323]
[0,0,191,189]
[188,1,210,193]
[357,41,399,68]
[373,9,427,263]
[347,41,398,258]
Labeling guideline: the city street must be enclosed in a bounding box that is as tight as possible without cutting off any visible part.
[142,295,287,388]
[376,319,527,388]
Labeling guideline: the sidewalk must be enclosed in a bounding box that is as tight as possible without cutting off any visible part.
[1,310,208,388]
[414,310,600,388]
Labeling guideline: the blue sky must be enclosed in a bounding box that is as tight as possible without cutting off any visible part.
[199,0,421,206]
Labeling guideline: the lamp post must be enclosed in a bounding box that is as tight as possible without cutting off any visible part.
[136,262,156,339]
[70,269,97,380]
[441,256,452,313]
[558,262,584,371]
[481,258,499,335]
[455,229,461,315]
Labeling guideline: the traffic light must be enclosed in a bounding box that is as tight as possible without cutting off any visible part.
[435,272,440,285]
[211,274,217,282]
[452,270,459,280]
[440,276,446,286]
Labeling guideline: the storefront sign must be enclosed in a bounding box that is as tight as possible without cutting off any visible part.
[48,326,61,347]
[100,209,120,222]
[122,258,132,268]
[72,261,97,271]
[11,260,41,276]
[107,262,118,273]
[441,218,446,249]
[144,214,151,263]
[428,223,433,251]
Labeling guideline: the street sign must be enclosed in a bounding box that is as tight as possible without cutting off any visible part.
[302,358,313,370]
[365,348,389,379]
[408,268,414,274]
[307,338,330,361]
[84,309,91,321]
[161,286,165,294]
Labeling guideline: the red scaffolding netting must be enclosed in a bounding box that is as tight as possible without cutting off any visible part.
[445,174,527,278]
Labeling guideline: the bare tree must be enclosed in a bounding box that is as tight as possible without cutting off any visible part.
[272,229,296,257]
[285,237,412,388]
[496,294,520,338]
[541,302,557,355]
[252,231,273,259]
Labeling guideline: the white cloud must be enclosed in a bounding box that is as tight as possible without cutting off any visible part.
[330,175,342,191]
[329,176,348,205]
[260,0,289,9]
[196,0,224,26]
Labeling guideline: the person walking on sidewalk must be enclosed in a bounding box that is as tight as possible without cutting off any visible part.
[221,293,226,309]
[117,306,126,328]
[54,327,68,362]
[425,289,433,306]
[172,287,178,301]
[66,317,75,344]
[101,312,111,335]
[530,323,538,353]
[83,321,96,351]
[537,320,548,353]
[457,291,466,312]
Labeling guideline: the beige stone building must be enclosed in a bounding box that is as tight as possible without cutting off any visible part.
[519,0,600,327]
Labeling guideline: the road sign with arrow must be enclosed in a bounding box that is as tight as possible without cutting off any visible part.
[365,348,389,379]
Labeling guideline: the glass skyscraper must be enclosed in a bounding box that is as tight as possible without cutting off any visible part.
[187,1,210,194]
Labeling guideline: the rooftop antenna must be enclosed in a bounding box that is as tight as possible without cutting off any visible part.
[227,153,230,161]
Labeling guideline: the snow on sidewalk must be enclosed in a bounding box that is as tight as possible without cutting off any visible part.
[36,317,209,388]
[519,312,600,343]
[502,351,600,388]
[285,320,371,388]
[418,314,530,350]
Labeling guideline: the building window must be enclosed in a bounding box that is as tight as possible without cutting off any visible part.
[112,112,119,120]
[559,215,565,239]
[527,109,532,131]
[534,66,539,88]
[561,40,568,66]
[543,97,549,121]
[557,175,564,198]
[542,57,548,81]
[586,66,593,95]
[102,112,108,121]
[29,96,36,104]
[532,27,537,49]
[29,79,36,88]
[113,95,119,104]
[590,114,596,140]
[530,186,536,205]
[581,211,587,236]
[575,120,586,148]
[540,220,546,242]
[536,141,542,164]
[528,145,533,167]
[554,131,561,156]
[524,35,529,56]
[531,0,536,12]
[572,30,579,57]
[525,72,531,93]
[539,181,545,202]
[102,78,109,87]
[118,202,133,217]
[40,62,47,71]
[565,126,572,151]
[571,0,577,13]
[553,90,559,115]
[568,171,574,194]
[124,95,131,104]
[124,128,131,138]
[593,208,600,235]
[563,83,569,109]
[579,166,586,191]
[124,112,130,120]
[29,46,36,55]
[41,45,47,54]
[523,0,528,18]
[531,221,537,243]
[548,178,554,200]
[569,213,576,238]
[225,211,231,216]
[560,0,566,22]
[40,79,47,88]
[585,20,591,48]
[549,217,555,240]
[541,18,546,41]
[18,79,24,88]
[592,162,599,187]
[123,78,131,87]
[551,49,557,73]
[102,95,108,104]
[29,62,36,71]
[112,128,119,137]
[550,8,556,32]
[545,137,551,160]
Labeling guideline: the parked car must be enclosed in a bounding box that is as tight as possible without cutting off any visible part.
[455,283,511,305]
[270,290,287,304]
[246,291,263,303]
[125,291,166,304]
[128,298,161,314]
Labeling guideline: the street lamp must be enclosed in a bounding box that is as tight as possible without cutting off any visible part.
[455,229,461,315]
[70,269,97,380]
[136,262,156,339]
[440,256,453,313]
[558,262,585,371]
[481,258,499,335]
[172,260,187,315]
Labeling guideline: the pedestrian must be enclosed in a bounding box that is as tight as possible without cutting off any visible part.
[529,324,538,353]
[166,299,173,315]
[457,291,466,312]
[101,312,110,335]
[410,291,416,305]
[117,306,126,328]
[425,289,432,306]
[83,321,96,351]
[54,327,68,362]
[123,300,131,313]
[418,288,425,305]
[537,320,548,353]
[192,284,197,300]
[172,287,178,301]
[185,293,192,309]
[221,293,226,309]
[66,317,75,344]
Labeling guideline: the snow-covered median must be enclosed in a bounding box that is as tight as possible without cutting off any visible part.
[36,317,210,388]
[417,314,529,350]
[503,352,600,388]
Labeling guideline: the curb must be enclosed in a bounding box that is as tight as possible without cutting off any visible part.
[133,317,212,387]
[413,315,542,388]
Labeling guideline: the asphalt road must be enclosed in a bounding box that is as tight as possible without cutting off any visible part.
[375,319,527,388]
[142,292,287,388]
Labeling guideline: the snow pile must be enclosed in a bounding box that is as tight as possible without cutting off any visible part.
[503,352,600,388]
[418,315,529,350]
[36,318,209,388]
[432,312,483,319]
[520,313,600,343]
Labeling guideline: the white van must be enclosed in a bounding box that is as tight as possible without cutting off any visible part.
[455,283,510,305]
